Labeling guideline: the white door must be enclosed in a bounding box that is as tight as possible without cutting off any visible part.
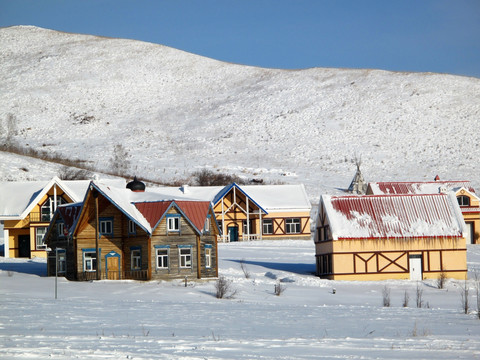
[409,255,422,281]
[465,223,473,245]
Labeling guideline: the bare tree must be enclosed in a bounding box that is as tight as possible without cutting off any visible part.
[402,290,410,307]
[240,259,251,279]
[110,144,130,176]
[459,278,470,314]
[416,282,424,308]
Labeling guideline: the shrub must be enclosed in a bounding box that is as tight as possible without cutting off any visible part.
[416,282,424,308]
[382,285,391,307]
[436,271,447,289]
[240,259,251,279]
[274,282,286,296]
[215,276,237,299]
[402,290,409,307]
[192,169,247,186]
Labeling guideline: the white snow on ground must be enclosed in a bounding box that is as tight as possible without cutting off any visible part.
[1,241,480,359]
[0,26,479,202]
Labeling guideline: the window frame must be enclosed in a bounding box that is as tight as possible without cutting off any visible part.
[57,222,65,238]
[166,214,180,233]
[263,219,273,235]
[285,218,301,234]
[204,215,211,234]
[205,245,212,268]
[57,249,66,273]
[131,247,141,270]
[128,220,136,235]
[99,217,114,236]
[41,195,67,222]
[83,251,97,272]
[35,227,48,250]
[155,247,169,270]
[179,246,192,268]
[457,195,470,207]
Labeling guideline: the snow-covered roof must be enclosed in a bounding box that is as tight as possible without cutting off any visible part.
[147,183,311,212]
[322,193,465,240]
[88,181,214,235]
[0,177,125,220]
[367,181,476,195]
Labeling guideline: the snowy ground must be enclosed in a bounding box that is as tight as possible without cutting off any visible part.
[1,241,480,359]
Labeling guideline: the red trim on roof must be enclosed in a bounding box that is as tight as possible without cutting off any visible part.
[369,181,475,194]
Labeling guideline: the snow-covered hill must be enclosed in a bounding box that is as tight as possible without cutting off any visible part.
[1,26,479,200]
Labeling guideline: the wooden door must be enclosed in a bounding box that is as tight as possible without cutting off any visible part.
[107,256,119,280]
[409,255,422,281]
[465,222,474,244]
[18,235,31,258]
[228,226,238,242]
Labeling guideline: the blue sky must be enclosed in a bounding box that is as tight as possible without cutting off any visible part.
[1,0,479,78]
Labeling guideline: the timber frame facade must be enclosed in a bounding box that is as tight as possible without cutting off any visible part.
[315,194,467,281]
[0,177,89,259]
[212,183,311,242]
[45,181,219,281]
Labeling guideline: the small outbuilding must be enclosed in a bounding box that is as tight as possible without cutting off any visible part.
[315,193,467,281]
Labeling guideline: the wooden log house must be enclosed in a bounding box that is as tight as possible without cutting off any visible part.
[44,179,219,281]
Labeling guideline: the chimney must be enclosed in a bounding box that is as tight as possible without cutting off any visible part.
[434,175,440,181]
[180,184,189,194]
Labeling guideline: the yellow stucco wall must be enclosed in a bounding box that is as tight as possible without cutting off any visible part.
[316,236,467,281]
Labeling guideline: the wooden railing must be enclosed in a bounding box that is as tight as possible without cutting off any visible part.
[29,212,53,223]
[78,270,148,281]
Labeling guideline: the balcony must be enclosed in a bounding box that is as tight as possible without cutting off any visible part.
[29,212,53,223]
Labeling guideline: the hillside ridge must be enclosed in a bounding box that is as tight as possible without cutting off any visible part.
[1,26,479,199]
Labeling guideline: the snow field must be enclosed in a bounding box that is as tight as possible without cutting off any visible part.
[1,241,480,359]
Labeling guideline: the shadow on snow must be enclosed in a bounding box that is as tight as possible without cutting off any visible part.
[0,259,47,277]
[226,259,315,275]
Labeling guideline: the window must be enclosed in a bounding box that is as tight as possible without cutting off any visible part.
[318,225,330,242]
[57,249,66,273]
[99,218,113,236]
[179,247,192,268]
[57,222,65,237]
[36,227,47,249]
[41,196,67,222]
[205,246,212,268]
[156,248,169,269]
[84,252,97,272]
[457,195,470,207]
[131,248,141,270]
[167,215,180,232]
[263,219,273,234]
[317,254,332,276]
[128,220,136,235]
[285,218,301,234]
[204,215,211,234]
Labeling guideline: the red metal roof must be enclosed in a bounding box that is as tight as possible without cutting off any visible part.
[368,181,475,195]
[134,200,211,233]
[175,201,211,233]
[134,201,172,229]
[325,194,463,239]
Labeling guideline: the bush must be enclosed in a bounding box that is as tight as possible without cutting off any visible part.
[58,166,92,180]
[274,282,286,296]
[215,276,237,299]
[436,271,447,289]
[192,169,247,186]
[382,285,391,307]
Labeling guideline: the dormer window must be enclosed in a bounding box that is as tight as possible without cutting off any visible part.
[457,195,470,207]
